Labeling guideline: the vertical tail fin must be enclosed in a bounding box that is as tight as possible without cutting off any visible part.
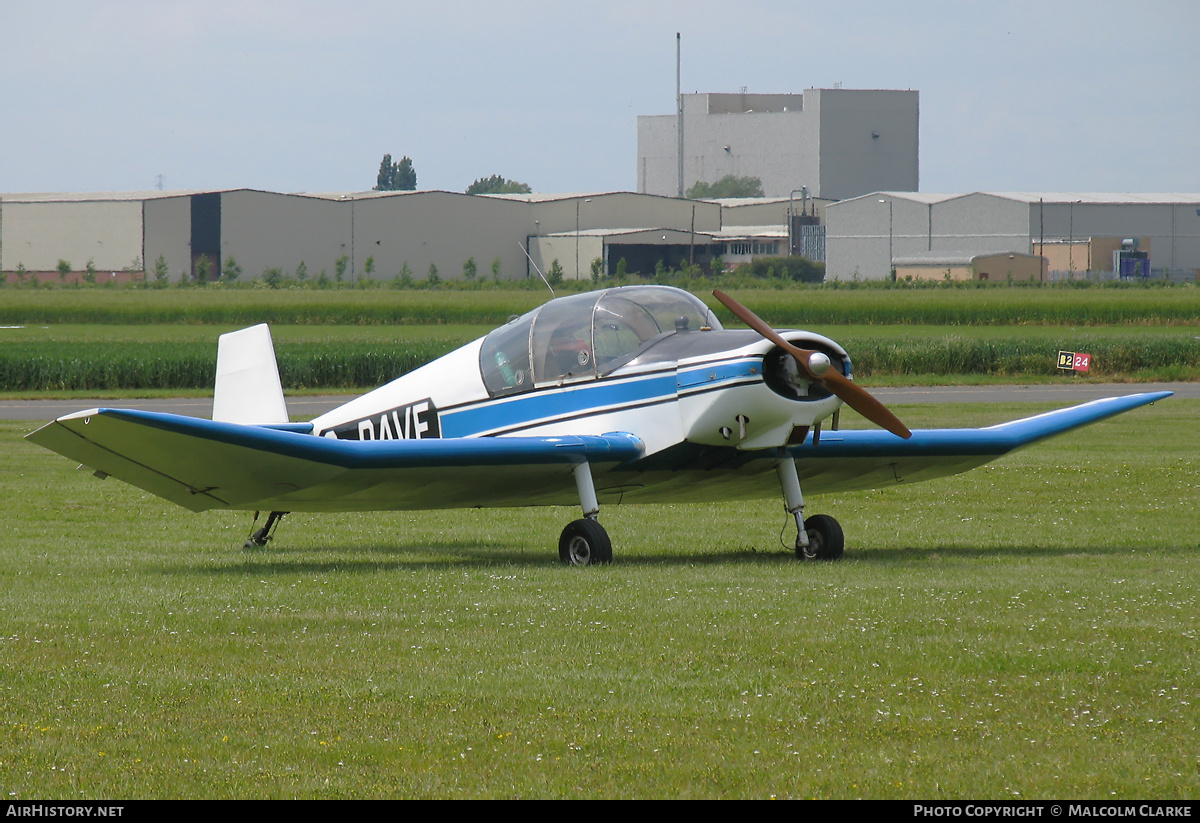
[213,324,289,425]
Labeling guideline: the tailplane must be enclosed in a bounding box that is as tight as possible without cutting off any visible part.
[213,324,289,425]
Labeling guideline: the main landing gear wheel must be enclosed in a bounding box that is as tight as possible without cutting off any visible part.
[558,518,613,566]
[798,514,844,561]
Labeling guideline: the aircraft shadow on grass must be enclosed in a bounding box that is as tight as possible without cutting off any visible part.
[160,538,1180,577]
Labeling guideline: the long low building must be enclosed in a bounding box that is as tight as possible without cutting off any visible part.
[825,192,1200,280]
[0,189,802,284]
[7,188,1199,285]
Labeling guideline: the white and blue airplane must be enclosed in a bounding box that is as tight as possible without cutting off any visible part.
[27,285,1170,564]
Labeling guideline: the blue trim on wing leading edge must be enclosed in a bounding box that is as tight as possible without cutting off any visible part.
[785,392,1172,459]
[92,409,645,468]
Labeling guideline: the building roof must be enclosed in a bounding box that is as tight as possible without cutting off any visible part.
[980,192,1200,205]
[543,225,786,242]
[0,190,205,203]
[480,191,672,203]
[840,191,1200,207]
[894,250,1042,266]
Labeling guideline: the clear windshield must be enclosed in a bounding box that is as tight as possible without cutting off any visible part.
[479,286,721,396]
[592,286,719,373]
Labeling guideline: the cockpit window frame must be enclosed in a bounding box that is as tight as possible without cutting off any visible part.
[478,285,722,397]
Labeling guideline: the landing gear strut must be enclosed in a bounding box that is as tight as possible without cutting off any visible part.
[559,462,612,566]
[244,510,287,548]
[777,457,844,561]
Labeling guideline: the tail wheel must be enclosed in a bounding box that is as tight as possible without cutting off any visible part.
[799,514,844,561]
[559,519,613,566]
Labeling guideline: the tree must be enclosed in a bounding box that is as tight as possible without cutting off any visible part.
[193,257,210,285]
[221,256,242,284]
[57,259,72,284]
[491,257,502,282]
[364,256,376,279]
[335,254,348,283]
[462,257,477,281]
[686,175,764,199]
[84,259,98,285]
[374,153,417,191]
[465,175,532,195]
[427,262,440,285]
[152,255,170,286]
[546,259,564,287]
[393,262,413,288]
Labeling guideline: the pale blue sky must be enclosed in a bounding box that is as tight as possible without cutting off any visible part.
[3,0,1197,195]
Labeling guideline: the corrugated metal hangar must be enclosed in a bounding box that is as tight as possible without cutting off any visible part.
[4,188,1199,285]
[825,191,1200,281]
[0,189,802,284]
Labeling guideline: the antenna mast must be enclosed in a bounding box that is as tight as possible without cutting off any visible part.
[676,33,684,199]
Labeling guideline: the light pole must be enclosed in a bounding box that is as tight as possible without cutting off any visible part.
[878,197,893,279]
[575,198,591,279]
[1068,199,1082,275]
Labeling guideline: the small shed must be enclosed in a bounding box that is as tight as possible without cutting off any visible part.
[892,251,1047,281]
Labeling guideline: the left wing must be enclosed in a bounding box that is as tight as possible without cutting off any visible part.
[783,391,1173,492]
[604,391,1173,503]
[26,408,644,513]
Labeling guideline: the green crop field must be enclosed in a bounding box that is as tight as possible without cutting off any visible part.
[3,399,1196,799]
[4,313,1198,393]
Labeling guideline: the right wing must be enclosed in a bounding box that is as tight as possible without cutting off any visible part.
[26,408,644,513]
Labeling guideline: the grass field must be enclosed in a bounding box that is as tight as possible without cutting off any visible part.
[2,282,1198,327]
[2,399,1196,799]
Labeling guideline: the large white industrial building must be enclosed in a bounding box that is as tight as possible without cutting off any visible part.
[637,89,919,200]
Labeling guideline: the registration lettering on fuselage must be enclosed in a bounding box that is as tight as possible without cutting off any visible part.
[322,399,441,440]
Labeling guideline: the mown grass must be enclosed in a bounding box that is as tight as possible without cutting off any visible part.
[2,400,1195,798]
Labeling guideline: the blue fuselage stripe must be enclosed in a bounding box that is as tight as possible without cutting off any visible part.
[441,358,762,437]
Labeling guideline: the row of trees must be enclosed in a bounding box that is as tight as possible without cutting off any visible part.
[3,253,823,290]
[685,174,764,199]
[374,154,417,191]
[375,154,765,200]
[373,154,531,195]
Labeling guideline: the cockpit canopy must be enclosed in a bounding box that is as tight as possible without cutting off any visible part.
[480,285,723,396]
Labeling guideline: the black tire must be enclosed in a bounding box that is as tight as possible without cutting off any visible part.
[798,514,844,561]
[558,519,613,566]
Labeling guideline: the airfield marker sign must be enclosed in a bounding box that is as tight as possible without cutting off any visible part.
[1057,350,1092,373]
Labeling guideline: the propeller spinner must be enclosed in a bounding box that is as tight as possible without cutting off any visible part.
[712,289,912,439]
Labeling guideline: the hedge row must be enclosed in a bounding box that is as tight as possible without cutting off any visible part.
[4,335,1196,391]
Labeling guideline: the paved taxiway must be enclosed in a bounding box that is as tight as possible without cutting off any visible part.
[1,383,1193,422]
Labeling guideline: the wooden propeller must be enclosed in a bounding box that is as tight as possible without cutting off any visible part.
[712,289,912,439]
